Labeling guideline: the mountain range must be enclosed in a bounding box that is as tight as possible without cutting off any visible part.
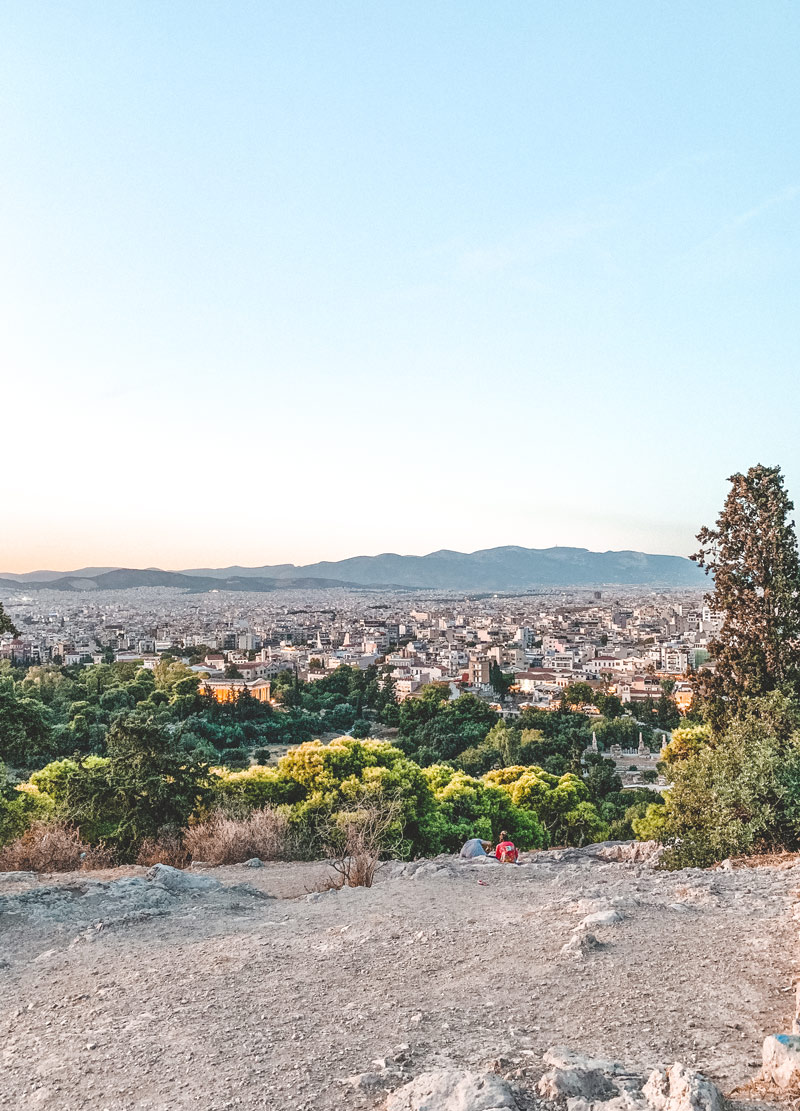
[0,546,705,593]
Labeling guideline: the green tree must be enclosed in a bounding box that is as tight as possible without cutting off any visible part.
[101,713,214,853]
[423,765,546,851]
[484,765,608,846]
[692,464,800,727]
[658,693,800,867]
[560,682,596,711]
[0,688,56,768]
[0,763,49,845]
[488,662,513,701]
[484,720,520,767]
[0,603,18,637]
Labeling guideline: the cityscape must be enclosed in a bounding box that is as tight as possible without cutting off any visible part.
[0,575,714,722]
[4,2,800,1109]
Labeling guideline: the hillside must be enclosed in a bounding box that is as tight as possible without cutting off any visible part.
[2,545,706,593]
[0,569,362,594]
[0,845,794,1110]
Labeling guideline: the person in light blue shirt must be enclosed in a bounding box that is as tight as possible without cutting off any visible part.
[460,837,493,859]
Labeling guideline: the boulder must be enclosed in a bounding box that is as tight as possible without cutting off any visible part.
[580,909,624,929]
[146,864,221,895]
[642,1063,723,1111]
[561,931,602,958]
[539,1048,640,1104]
[242,858,263,868]
[343,1072,395,1091]
[538,1067,618,1102]
[594,841,664,865]
[386,1069,519,1111]
[762,1034,800,1088]
[539,1049,720,1111]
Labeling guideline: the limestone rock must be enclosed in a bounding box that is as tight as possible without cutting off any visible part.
[242,857,263,868]
[561,931,602,957]
[580,909,624,929]
[0,871,37,885]
[762,1034,800,1088]
[539,1048,640,1104]
[642,1063,723,1111]
[386,1068,519,1111]
[146,863,221,895]
[344,1071,394,1091]
[538,1066,618,1102]
[594,841,664,865]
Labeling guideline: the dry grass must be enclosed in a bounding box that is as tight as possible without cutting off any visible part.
[322,799,403,889]
[0,822,87,872]
[0,822,119,872]
[183,808,294,865]
[81,843,118,870]
[713,849,800,871]
[136,831,191,869]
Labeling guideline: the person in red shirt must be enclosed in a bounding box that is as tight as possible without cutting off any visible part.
[495,830,519,863]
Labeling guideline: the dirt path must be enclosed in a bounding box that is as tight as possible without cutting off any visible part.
[1,852,797,1110]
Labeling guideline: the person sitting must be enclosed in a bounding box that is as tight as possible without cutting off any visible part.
[459,836,493,859]
[494,831,519,863]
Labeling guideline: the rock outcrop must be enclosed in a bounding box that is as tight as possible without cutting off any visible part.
[538,1047,723,1111]
[386,1069,519,1111]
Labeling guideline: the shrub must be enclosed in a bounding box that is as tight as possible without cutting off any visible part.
[658,693,800,868]
[0,763,51,846]
[136,829,190,868]
[423,765,547,852]
[661,723,712,766]
[183,807,294,864]
[0,821,86,872]
[484,765,608,846]
[322,798,403,888]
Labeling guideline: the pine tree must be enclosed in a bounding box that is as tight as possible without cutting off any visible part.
[692,464,800,726]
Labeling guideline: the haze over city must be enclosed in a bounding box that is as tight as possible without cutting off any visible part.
[4,2,800,571]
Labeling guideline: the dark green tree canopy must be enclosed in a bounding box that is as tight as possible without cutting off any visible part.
[692,464,800,726]
[0,603,18,638]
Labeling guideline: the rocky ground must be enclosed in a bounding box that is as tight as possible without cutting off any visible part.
[1,844,798,1110]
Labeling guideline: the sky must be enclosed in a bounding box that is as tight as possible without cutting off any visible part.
[3,1,800,572]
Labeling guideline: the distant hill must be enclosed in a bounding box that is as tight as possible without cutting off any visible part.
[0,566,120,582]
[0,569,359,594]
[164,546,707,590]
[0,546,706,594]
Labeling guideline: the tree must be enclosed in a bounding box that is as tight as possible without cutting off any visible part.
[656,693,800,867]
[596,693,624,719]
[0,762,48,845]
[0,688,56,768]
[560,682,596,711]
[484,721,520,767]
[0,603,18,637]
[101,713,214,853]
[489,662,513,701]
[692,464,800,727]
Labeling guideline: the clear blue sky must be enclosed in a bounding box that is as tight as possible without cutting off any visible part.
[3,1,800,571]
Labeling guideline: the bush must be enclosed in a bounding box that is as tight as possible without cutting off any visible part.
[136,830,190,868]
[484,765,608,846]
[0,763,51,846]
[423,765,547,852]
[0,821,86,872]
[322,798,403,888]
[183,807,294,864]
[658,694,800,868]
